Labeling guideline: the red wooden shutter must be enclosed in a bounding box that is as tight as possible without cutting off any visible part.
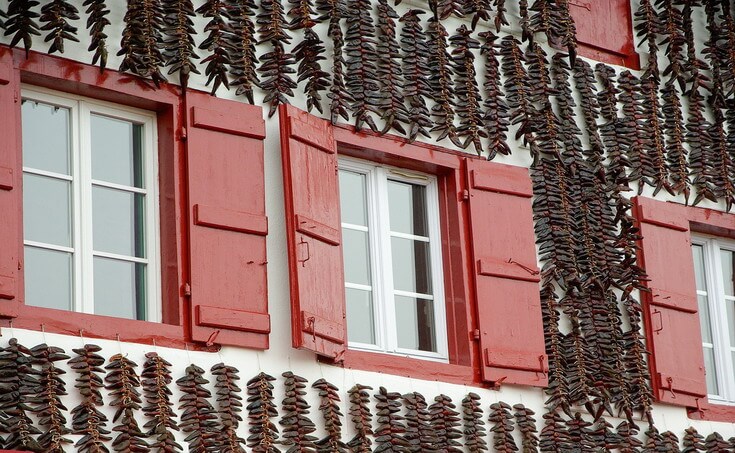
[569,0,639,68]
[634,196,707,407]
[279,104,346,359]
[465,159,547,387]
[185,91,270,348]
[0,47,21,318]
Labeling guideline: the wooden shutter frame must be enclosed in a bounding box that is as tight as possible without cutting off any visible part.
[634,197,708,408]
[465,158,548,388]
[0,47,21,317]
[635,197,735,422]
[185,91,270,349]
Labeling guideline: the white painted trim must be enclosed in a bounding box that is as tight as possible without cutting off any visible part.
[338,157,448,362]
[692,235,735,403]
[21,86,161,323]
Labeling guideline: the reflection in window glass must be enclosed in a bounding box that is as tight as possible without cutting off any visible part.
[692,239,735,403]
[23,174,73,247]
[93,257,146,320]
[388,180,427,236]
[91,115,144,187]
[346,288,375,344]
[24,247,73,311]
[92,186,146,258]
[339,160,445,360]
[391,237,432,294]
[21,100,71,175]
[395,295,436,352]
[21,89,156,322]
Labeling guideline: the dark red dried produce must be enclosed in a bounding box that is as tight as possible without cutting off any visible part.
[399,9,432,141]
[376,0,409,135]
[280,371,317,453]
[105,353,149,452]
[313,379,347,453]
[257,0,297,116]
[177,364,220,452]
[118,0,166,86]
[141,352,182,453]
[450,24,486,153]
[229,0,260,104]
[4,0,41,56]
[30,343,71,452]
[0,339,42,452]
[462,393,486,453]
[374,387,410,452]
[212,363,246,453]
[69,344,112,453]
[246,372,280,453]
[403,392,437,453]
[427,17,460,147]
[479,30,510,159]
[162,0,199,89]
[343,0,381,131]
[83,0,110,69]
[39,0,79,54]
[429,394,461,452]
[346,384,372,453]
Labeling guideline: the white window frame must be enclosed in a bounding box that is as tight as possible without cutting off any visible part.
[21,86,161,322]
[692,235,735,405]
[339,157,448,362]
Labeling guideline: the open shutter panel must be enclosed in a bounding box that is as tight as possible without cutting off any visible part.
[568,0,639,68]
[280,104,346,359]
[185,91,269,348]
[634,196,707,407]
[0,47,21,318]
[465,159,547,387]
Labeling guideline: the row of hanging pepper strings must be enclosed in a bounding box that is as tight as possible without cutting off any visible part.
[2,334,734,452]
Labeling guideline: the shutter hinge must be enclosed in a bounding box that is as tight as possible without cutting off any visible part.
[182,283,191,297]
[472,329,480,341]
[179,127,188,141]
[460,190,469,201]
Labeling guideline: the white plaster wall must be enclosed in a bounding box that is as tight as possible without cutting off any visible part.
[1,0,733,449]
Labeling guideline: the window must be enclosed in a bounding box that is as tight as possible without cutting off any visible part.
[338,158,447,361]
[21,87,159,321]
[692,237,735,404]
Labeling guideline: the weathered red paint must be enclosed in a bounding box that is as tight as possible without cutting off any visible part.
[186,90,269,349]
[569,0,640,69]
[465,158,548,388]
[0,47,21,314]
[280,104,346,359]
[634,196,707,408]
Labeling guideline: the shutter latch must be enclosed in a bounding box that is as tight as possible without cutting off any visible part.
[182,283,192,297]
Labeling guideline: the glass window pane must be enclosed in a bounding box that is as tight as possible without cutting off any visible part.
[391,237,432,294]
[23,174,72,247]
[92,186,146,257]
[346,288,375,345]
[387,180,428,236]
[91,115,144,187]
[721,250,734,297]
[343,229,371,286]
[94,257,146,320]
[21,100,71,175]
[394,295,436,352]
[24,246,72,311]
[698,294,713,344]
[703,347,719,395]
[692,244,706,292]
[338,170,368,226]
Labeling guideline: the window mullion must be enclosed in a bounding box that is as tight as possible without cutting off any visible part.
[78,101,95,315]
[375,167,397,353]
[425,178,448,359]
[711,240,735,402]
[705,240,731,401]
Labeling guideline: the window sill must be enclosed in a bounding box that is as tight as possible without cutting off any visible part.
[329,349,478,386]
[1,305,201,350]
[688,400,735,423]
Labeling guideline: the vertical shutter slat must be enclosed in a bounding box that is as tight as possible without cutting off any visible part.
[0,48,21,315]
[280,104,346,359]
[466,159,547,387]
[634,196,707,407]
[186,91,270,348]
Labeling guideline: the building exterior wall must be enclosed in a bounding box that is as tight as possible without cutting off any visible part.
[0,0,734,451]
